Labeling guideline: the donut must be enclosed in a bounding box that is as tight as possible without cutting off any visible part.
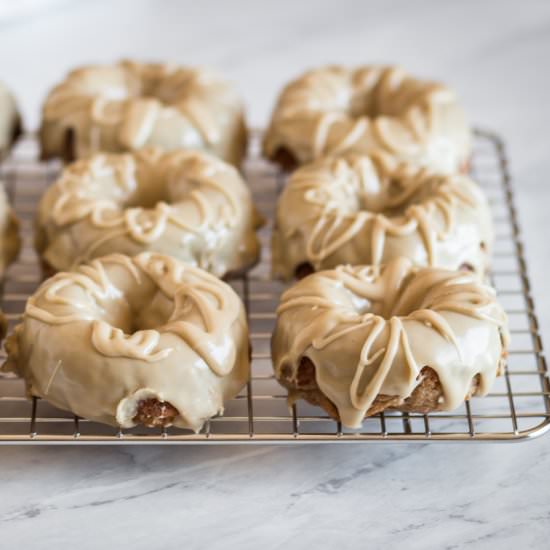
[272,154,492,280]
[36,148,262,277]
[40,60,247,165]
[0,81,21,158]
[0,183,20,277]
[263,65,470,173]
[272,257,509,428]
[3,253,250,431]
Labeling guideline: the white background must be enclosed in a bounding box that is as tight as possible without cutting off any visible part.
[1,1,549,548]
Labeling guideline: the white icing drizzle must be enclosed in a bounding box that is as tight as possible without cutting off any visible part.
[40,60,246,165]
[263,65,470,173]
[272,258,510,428]
[272,154,493,280]
[38,148,260,277]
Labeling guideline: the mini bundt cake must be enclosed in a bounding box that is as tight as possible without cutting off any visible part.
[272,154,492,280]
[3,253,251,431]
[40,60,247,165]
[264,65,470,173]
[36,148,262,278]
[272,258,509,428]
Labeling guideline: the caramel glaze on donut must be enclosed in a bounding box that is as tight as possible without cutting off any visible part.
[4,253,251,432]
[272,258,509,428]
[273,153,492,281]
[264,65,471,174]
[279,357,482,420]
[40,60,247,166]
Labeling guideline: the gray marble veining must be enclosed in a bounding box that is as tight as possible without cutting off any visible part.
[0,0,549,548]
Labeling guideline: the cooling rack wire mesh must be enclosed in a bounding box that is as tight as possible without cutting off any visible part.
[0,129,548,444]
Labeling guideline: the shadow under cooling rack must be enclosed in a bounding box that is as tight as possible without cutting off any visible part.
[0,128,549,444]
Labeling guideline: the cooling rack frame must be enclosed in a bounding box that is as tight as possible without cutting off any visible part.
[0,128,548,444]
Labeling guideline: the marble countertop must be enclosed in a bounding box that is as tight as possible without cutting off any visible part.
[1,0,549,548]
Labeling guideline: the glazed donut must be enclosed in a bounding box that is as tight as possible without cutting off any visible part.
[3,253,250,431]
[272,154,492,280]
[263,65,470,173]
[0,81,21,158]
[272,257,509,428]
[0,183,21,277]
[40,60,247,165]
[36,148,262,277]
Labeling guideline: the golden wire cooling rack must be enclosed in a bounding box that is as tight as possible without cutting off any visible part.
[0,129,548,444]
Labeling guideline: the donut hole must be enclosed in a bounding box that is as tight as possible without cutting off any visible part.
[48,266,176,336]
[99,277,216,338]
[349,93,406,120]
[49,65,208,163]
[96,63,219,110]
[342,267,421,319]
[348,76,414,120]
[124,157,222,212]
[122,179,171,209]
[326,156,441,217]
[98,286,176,335]
[357,174,439,217]
[123,161,192,209]
[84,158,202,212]
[79,65,185,107]
[123,191,170,210]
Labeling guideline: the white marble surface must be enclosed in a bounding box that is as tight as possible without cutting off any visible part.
[1,0,550,548]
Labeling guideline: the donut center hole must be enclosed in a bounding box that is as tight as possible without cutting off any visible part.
[357,177,430,216]
[101,289,176,335]
[136,76,192,105]
[348,271,418,319]
[348,89,409,120]
[348,101,388,119]
[92,66,189,107]
[122,173,203,210]
[123,181,171,209]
